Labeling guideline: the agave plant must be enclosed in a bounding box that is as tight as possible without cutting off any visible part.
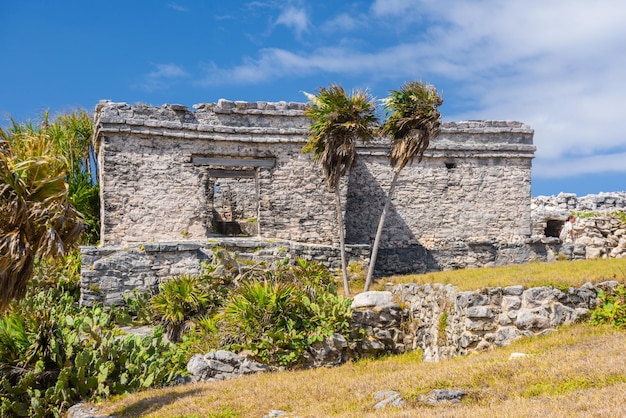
[0,130,83,312]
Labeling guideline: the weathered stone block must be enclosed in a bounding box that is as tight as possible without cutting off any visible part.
[515,309,550,330]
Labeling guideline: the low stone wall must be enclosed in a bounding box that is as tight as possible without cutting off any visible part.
[184,282,613,383]
[354,281,615,362]
[80,239,369,306]
[374,240,552,276]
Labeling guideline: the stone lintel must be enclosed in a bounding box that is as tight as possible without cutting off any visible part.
[192,156,276,168]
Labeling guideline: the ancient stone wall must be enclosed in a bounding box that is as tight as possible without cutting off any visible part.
[80,238,370,306]
[90,100,535,286]
[347,121,534,248]
[95,100,342,247]
[351,281,613,362]
[532,192,626,259]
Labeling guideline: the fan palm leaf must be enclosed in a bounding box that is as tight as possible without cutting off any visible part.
[385,81,443,171]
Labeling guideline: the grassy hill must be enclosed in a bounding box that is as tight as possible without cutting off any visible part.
[91,258,626,417]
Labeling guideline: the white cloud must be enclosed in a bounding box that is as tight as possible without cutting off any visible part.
[321,13,362,33]
[140,63,189,92]
[167,3,188,12]
[275,4,309,38]
[534,152,626,179]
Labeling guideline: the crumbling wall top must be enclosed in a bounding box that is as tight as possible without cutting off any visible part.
[94,100,535,157]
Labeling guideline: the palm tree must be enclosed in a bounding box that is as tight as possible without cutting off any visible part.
[0,129,83,312]
[363,81,443,291]
[303,84,379,295]
[4,111,99,244]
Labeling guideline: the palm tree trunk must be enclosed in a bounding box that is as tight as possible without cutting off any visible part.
[364,170,401,291]
[335,182,350,295]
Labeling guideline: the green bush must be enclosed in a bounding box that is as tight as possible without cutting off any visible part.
[591,284,626,328]
[0,249,357,415]
[213,260,352,367]
[150,275,210,342]
[149,272,232,342]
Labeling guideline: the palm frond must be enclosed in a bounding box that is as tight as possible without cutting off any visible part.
[0,131,83,312]
[302,84,379,188]
[384,81,443,171]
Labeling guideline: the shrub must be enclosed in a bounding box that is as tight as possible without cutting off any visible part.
[150,275,211,342]
[213,260,352,367]
[591,284,626,328]
[149,269,234,343]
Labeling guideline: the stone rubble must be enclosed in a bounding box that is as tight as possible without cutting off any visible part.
[419,389,467,404]
[532,192,626,260]
[186,349,271,382]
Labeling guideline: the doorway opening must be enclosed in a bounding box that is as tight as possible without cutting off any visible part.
[544,219,564,238]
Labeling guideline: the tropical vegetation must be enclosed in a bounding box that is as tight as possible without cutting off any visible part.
[0,251,354,417]
[0,110,99,312]
[303,84,379,295]
[0,253,190,417]
[0,127,82,312]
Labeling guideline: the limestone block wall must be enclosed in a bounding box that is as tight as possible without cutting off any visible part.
[390,281,607,361]
[348,121,534,248]
[347,121,535,274]
[80,243,208,306]
[96,102,534,253]
[95,100,341,246]
[80,238,370,306]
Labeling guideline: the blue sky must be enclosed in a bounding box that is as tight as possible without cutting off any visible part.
[1,0,624,197]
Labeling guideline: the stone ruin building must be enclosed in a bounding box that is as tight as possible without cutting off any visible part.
[80,99,624,306]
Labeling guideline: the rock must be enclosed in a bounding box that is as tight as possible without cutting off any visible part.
[466,306,493,318]
[187,354,211,381]
[351,291,399,310]
[207,359,235,373]
[187,350,270,382]
[522,287,564,308]
[508,352,531,360]
[373,390,405,409]
[67,403,113,418]
[240,359,270,374]
[494,326,522,346]
[306,333,348,368]
[420,389,467,404]
[207,349,243,364]
[515,309,550,330]
[455,291,490,308]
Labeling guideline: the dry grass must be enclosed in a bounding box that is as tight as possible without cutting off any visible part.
[94,323,626,418]
[377,258,626,291]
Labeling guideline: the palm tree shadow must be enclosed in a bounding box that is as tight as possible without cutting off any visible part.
[346,161,440,278]
[108,386,204,417]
